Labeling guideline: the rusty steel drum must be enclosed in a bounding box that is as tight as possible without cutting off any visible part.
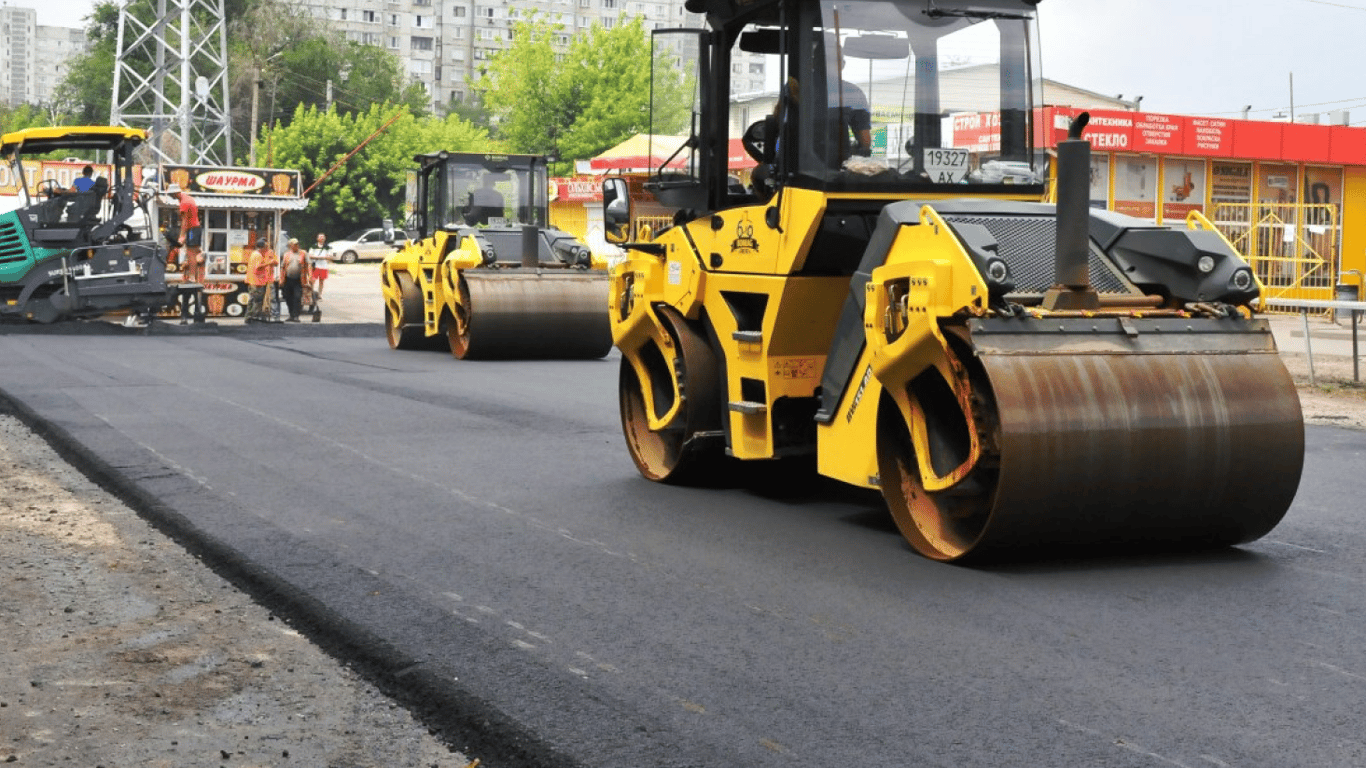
[878,315,1305,561]
[458,270,612,360]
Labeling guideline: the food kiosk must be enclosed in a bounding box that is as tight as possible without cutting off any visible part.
[158,164,307,317]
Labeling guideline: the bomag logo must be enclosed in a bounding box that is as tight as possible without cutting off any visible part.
[846,365,873,423]
[731,213,758,255]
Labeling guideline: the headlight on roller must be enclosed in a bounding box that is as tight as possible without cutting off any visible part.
[985,258,1010,283]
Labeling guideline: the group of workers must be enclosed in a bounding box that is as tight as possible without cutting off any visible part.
[243,232,334,323]
[163,184,333,324]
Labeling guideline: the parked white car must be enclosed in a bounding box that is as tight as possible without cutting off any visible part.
[329,227,407,263]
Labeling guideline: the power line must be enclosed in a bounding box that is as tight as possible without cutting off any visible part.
[1302,0,1366,10]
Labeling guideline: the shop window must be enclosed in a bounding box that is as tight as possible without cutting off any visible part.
[1210,161,1252,220]
[1258,164,1298,206]
[1160,157,1207,223]
[1112,155,1156,221]
[1089,155,1110,209]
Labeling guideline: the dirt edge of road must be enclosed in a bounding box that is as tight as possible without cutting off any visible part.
[0,391,580,768]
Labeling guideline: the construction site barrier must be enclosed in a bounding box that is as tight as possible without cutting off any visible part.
[1263,296,1366,384]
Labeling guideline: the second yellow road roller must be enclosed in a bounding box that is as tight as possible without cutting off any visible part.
[381,152,612,359]
[603,0,1304,561]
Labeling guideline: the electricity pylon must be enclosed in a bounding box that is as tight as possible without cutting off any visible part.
[111,0,233,166]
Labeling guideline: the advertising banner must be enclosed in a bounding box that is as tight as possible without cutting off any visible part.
[1186,117,1234,156]
[549,176,603,203]
[1044,107,1361,164]
[163,165,302,197]
[0,160,117,196]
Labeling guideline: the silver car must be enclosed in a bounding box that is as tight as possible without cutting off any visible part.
[329,227,407,264]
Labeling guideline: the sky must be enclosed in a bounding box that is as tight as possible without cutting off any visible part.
[1037,0,1366,123]
[23,0,1366,126]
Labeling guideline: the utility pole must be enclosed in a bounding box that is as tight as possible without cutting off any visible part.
[326,79,333,112]
[250,71,262,166]
[1289,72,1296,122]
[111,0,233,166]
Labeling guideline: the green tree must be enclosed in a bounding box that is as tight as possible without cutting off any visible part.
[243,37,429,158]
[470,15,562,157]
[49,1,122,125]
[446,96,492,132]
[229,0,428,152]
[264,105,494,240]
[0,103,54,133]
[54,0,254,127]
[46,0,422,162]
[472,16,693,167]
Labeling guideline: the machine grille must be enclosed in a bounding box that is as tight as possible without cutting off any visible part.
[941,214,1130,295]
[0,218,29,267]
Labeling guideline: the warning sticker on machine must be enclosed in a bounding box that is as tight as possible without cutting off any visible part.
[667,260,682,285]
[772,356,819,380]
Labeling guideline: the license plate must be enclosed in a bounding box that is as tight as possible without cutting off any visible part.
[923,148,970,183]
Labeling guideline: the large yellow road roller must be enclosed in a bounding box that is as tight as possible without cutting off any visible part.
[603,0,1303,561]
[381,152,612,359]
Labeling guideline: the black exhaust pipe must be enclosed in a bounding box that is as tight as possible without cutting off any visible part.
[1043,112,1100,310]
[521,224,539,269]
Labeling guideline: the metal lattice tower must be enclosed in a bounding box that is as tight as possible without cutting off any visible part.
[111,0,233,166]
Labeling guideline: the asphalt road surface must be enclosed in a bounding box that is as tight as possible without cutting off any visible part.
[1,322,1363,768]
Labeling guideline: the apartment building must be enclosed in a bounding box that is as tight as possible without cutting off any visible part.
[0,5,86,108]
[300,0,766,115]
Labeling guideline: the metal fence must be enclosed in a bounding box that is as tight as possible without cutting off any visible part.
[634,216,675,241]
[1209,202,1339,312]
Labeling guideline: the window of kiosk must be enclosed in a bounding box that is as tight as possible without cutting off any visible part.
[230,211,257,276]
[205,209,231,277]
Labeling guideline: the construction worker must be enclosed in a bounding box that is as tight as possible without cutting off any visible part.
[245,237,276,322]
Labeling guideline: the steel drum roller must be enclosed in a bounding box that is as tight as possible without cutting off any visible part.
[461,271,612,359]
[881,320,1305,561]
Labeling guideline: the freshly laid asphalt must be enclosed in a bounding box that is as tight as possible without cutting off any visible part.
[3,273,1365,767]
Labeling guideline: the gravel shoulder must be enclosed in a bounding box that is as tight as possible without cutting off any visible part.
[0,414,472,768]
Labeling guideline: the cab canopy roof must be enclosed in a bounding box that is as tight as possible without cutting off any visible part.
[1,126,147,157]
[413,152,545,171]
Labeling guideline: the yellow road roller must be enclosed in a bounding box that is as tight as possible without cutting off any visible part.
[381,152,612,359]
[603,0,1303,561]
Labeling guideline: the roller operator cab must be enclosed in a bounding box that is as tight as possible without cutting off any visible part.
[605,0,1304,561]
[0,127,173,324]
[381,152,612,359]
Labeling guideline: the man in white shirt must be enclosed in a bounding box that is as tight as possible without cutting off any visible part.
[306,233,334,312]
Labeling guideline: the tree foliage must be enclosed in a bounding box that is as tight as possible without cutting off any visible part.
[228,1,428,153]
[470,15,562,157]
[263,104,495,240]
[43,0,423,160]
[49,1,121,125]
[0,103,55,133]
[473,15,693,166]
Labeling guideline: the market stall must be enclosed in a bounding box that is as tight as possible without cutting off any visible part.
[157,164,306,317]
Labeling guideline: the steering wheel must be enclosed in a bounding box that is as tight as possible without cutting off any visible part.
[36,179,62,197]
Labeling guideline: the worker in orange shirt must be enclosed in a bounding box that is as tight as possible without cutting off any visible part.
[166,184,203,283]
[244,237,277,322]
